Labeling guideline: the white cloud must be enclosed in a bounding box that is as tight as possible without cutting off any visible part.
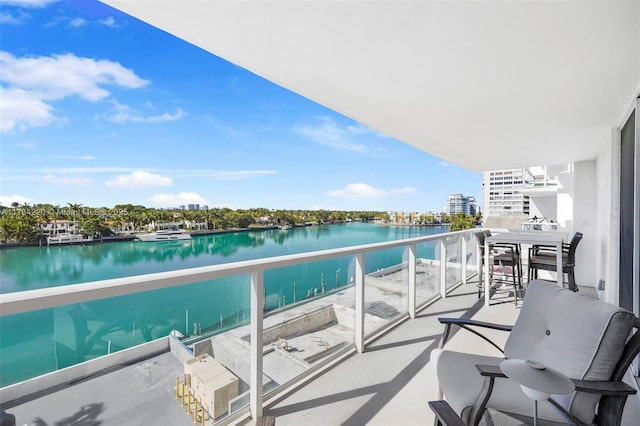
[20,167,134,174]
[0,10,28,24]
[0,87,54,131]
[106,102,186,124]
[52,155,95,160]
[1,52,149,101]
[294,117,368,152]
[0,0,57,8]
[18,140,36,149]
[328,183,386,198]
[43,174,91,187]
[148,192,208,207]
[327,183,417,199]
[438,161,453,167]
[105,171,173,189]
[174,169,276,180]
[99,16,117,28]
[0,194,32,206]
[68,17,87,28]
[4,167,276,182]
[0,51,149,132]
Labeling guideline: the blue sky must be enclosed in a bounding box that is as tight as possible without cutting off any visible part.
[0,0,481,212]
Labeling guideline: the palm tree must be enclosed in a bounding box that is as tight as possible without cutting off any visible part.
[450,213,475,231]
[0,217,14,242]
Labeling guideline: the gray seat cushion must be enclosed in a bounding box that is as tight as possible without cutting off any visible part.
[436,280,635,425]
[434,349,569,424]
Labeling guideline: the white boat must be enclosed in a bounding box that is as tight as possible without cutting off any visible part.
[47,233,92,245]
[136,228,192,242]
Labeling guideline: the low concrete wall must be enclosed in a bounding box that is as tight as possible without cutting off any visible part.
[261,306,337,344]
[0,337,169,405]
[368,263,406,277]
[169,334,194,364]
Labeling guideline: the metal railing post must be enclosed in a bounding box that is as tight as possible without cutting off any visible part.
[408,244,417,319]
[250,270,264,419]
[461,235,467,285]
[476,232,482,286]
[440,238,447,298]
[484,237,491,306]
[355,253,365,353]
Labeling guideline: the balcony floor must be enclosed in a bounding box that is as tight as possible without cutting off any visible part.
[2,280,523,426]
[262,280,522,426]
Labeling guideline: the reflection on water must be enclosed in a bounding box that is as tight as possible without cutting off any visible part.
[0,223,448,386]
[0,230,278,292]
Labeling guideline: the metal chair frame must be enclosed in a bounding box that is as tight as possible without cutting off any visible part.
[527,232,583,292]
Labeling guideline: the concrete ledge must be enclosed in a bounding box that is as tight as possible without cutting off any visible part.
[0,336,170,405]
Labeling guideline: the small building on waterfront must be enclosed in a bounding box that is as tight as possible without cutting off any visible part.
[40,220,81,236]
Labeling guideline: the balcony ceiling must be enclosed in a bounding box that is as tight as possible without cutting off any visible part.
[102,1,639,171]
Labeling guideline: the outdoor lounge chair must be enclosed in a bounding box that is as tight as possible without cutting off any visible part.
[432,280,640,426]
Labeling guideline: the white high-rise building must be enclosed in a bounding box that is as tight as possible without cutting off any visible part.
[444,194,477,216]
[482,169,529,216]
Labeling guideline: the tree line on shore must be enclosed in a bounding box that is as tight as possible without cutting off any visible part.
[0,202,385,243]
[0,202,479,243]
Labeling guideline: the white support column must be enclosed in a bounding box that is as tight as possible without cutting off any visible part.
[250,270,264,420]
[461,235,467,285]
[408,244,417,319]
[355,253,365,353]
[440,238,447,298]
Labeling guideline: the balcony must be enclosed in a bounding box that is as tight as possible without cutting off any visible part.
[2,227,634,425]
[522,167,560,198]
[0,229,508,425]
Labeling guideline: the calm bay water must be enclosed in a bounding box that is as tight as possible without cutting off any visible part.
[0,223,448,386]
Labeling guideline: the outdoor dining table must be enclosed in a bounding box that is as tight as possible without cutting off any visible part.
[484,230,565,306]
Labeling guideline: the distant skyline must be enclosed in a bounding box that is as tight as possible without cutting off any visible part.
[0,0,481,212]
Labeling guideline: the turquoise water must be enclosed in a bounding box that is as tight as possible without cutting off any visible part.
[0,223,447,386]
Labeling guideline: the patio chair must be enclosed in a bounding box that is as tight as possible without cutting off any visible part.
[473,231,490,298]
[528,232,583,292]
[474,230,523,305]
[432,280,640,426]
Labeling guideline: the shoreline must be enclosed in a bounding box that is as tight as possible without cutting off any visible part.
[0,222,351,249]
[378,223,449,227]
[0,221,447,249]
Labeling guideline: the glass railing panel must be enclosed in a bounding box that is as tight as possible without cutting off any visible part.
[465,232,479,279]
[445,235,462,290]
[261,256,354,393]
[187,276,252,423]
[0,275,252,410]
[0,307,58,387]
[363,247,409,336]
[415,240,439,307]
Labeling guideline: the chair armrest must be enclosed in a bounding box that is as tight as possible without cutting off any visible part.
[475,364,507,378]
[438,318,512,353]
[428,400,465,426]
[529,243,570,256]
[439,318,513,332]
[489,243,518,253]
[571,379,638,396]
